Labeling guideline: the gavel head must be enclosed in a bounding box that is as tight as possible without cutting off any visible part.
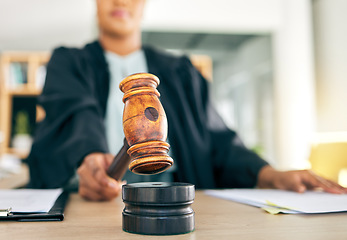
[119,73,173,175]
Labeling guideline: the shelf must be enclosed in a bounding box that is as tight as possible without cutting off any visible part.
[0,51,49,160]
[7,89,42,96]
[0,52,50,63]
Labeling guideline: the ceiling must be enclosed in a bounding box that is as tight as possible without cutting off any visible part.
[0,0,96,51]
[0,0,255,57]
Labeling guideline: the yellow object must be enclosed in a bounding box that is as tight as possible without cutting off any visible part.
[262,200,296,215]
[262,206,288,215]
[309,134,347,185]
[338,168,347,187]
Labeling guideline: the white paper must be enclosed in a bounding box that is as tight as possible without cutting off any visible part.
[205,189,347,214]
[0,188,63,213]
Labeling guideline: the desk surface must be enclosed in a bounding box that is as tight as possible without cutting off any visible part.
[2,191,347,240]
[0,164,29,189]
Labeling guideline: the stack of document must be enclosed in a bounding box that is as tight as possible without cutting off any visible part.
[205,189,347,214]
[0,189,66,221]
[0,189,62,213]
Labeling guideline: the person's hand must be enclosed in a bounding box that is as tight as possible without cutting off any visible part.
[257,165,347,194]
[77,152,125,201]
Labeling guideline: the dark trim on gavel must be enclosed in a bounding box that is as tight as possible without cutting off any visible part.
[107,138,131,181]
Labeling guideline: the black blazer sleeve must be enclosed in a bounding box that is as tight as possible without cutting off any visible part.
[155,53,268,189]
[207,103,269,188]
[27,47,109,188]
[195,61,268,188]
[187,57,268,188]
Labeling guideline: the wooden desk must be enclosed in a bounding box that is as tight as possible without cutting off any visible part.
[2,191,347,240]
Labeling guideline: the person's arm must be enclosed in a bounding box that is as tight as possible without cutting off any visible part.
[28,47,109,188]
[180,56,346,193]
[173,56,268,188]
[257,165,347,194]
[208,107,269,188]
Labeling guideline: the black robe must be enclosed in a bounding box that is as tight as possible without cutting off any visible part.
[27,41,268,189]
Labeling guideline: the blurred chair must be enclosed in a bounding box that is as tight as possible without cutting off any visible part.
[309,135,347,186]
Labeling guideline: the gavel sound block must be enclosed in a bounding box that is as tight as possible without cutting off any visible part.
[122,182,195,235]
[107,73,195,235]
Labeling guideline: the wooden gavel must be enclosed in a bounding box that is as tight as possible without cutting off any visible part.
[106,73,174,180]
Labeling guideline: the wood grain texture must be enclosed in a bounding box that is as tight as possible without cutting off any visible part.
[119,73,173,175]
[2,191,347,240]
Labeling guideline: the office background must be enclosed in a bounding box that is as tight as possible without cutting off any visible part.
[0,0,346,186]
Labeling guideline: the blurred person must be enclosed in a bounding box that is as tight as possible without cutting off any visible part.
[27,0,347,201]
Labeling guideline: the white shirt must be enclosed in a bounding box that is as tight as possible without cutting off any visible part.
[104,49,175,183]
[104,50,148,154]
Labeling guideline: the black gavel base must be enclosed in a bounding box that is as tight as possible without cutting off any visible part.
[122,182,195,235]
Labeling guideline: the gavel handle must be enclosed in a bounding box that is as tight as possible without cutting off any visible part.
[106,138,131,181]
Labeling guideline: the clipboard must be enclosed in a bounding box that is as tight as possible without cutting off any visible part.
[0,191,69,222]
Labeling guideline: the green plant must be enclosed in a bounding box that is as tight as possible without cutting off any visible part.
[251,144,264,157]
[14,111,30,135]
